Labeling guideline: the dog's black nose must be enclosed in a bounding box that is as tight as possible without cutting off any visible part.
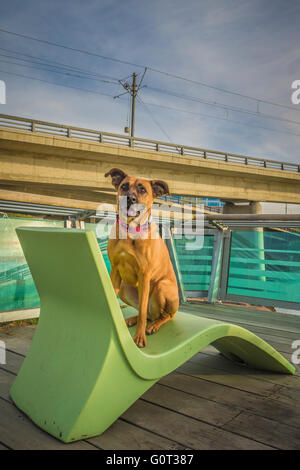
[128,193,137,205]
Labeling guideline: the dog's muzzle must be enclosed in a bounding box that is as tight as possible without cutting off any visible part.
[126,193,142,217]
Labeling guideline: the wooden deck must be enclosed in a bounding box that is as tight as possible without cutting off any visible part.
[0,303,300,450]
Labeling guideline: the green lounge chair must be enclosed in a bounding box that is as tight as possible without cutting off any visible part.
[10,228,295,443]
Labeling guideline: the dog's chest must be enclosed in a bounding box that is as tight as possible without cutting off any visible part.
[114,249,139,286]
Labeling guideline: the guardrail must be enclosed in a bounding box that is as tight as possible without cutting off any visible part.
[1,113,299,173]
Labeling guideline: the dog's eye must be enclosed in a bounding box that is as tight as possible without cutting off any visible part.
[121,183,129,191]
[138,185,146,194]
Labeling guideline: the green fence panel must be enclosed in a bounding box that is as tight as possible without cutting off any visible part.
[227,230,300,303]
[0,219,113,313]
[174,235,214,293]
[0,216,64,312]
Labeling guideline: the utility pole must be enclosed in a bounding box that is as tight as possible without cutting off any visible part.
[131,73,137,138]
[114,68,147,137]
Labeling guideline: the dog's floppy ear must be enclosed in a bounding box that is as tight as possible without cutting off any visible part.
[151,180,169,197]
[105,168,127,189]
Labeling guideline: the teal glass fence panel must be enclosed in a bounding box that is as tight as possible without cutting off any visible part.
[85,222,111,274]
[0,216,64,312]
[227,230,300,303]
[174,235,214,292]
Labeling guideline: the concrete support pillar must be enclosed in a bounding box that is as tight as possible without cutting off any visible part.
[223,201,265,281]
[223,201,262,216]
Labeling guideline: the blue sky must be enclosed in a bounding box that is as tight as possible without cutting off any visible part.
[0,0,300,164]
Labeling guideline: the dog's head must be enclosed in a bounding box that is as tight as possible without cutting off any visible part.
[105,168,169,221]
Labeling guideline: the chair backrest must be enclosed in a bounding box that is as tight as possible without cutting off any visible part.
[16,227,130,335]
[16,227,166,379]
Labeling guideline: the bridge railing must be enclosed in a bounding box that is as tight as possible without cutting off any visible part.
[0,113,299,173]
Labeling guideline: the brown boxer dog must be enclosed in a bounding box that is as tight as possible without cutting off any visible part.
[105,168,179,348]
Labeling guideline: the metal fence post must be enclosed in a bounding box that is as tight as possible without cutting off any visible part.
[207,228,226,303]
[218,230,232,301]
[164,228,186,304]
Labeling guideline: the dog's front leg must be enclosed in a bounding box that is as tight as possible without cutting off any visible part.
[134,273,150,348]
[110,266,121,298]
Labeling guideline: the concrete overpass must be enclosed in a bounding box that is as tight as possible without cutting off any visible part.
[0,114,300,212]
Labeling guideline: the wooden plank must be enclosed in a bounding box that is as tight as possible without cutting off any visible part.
[88,419,186,450]
[0,325,35,355]
[183,303,300,330]
[159,372,300,430]
[199,333,294,356]
[201,342,299,365]
[212,323,300,350]
[201,316,300,342]
[201,346,300,376]
[180,358,300,408]
[177,360,290,397]
[0,368,14,402]
[0,399,98,450]
[190,351,300,386]
[0,350,25,376]
[223,411,300,450]
[141,383,240,426]
[240,332,299,354]
[121,400,273,449]
[193,305,300,332]
[183,307,300,334]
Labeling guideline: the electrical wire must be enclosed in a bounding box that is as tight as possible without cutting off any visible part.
[144,85,300,127]
[0,28,298,114]
[0,28,145,70]
[137,95,174,143]
[146,67,300,113]
[0,47,120,81]
[0,56,118,84]
[0,69,116,98]
[140,99,300,138]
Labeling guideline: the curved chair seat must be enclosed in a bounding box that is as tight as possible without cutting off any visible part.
[10,228,295,443]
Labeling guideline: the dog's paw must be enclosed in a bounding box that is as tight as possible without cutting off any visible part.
[125,315,138,327]
[146,320,161,335]
[133,332,147,348]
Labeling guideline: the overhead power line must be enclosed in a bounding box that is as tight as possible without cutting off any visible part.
[146,67,300,113]
[0,27,298,114]
[140,99,300,138]
[0,28,145,70]
[137,95,173,143]
[144,86,300,127]
[0,46,120,81]
[0,69,116,98]
[0,55,118,84]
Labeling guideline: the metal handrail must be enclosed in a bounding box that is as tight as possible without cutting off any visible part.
[0,113,299,173]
